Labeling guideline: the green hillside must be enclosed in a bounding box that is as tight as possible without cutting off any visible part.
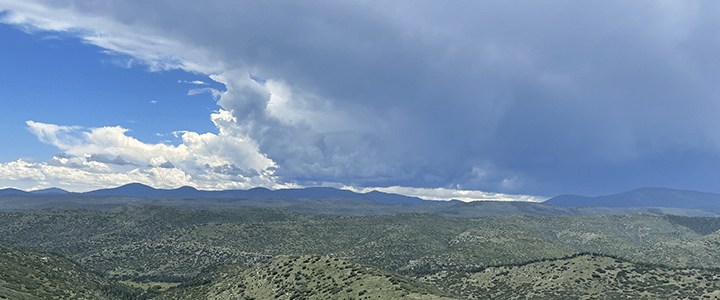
[419,253,720,299]
[0,243,150,300]
[2,205,720,298]
[3,207,720,282]
[157,255,450,299]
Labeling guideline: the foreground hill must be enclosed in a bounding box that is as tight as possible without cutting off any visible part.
[545,187,720,209]
[156,255,450,300]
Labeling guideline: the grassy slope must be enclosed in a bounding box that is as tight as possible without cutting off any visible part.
[0,242,151,300]
[156,255,450,300]
[5,238,720,300]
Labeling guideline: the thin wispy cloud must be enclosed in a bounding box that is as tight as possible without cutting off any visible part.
[179,80,208,85]
[187,87,222,100]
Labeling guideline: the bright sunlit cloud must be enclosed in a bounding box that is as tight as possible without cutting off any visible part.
[342,186,547,203]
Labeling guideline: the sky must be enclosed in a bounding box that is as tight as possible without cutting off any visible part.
[0,1,719,201]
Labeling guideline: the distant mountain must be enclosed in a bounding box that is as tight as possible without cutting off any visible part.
[29,187,71,195]
[1,187,71,196]
[81,183,455,205]
[0,188,29,197]
[544,187,720,209]
[83,183,198,198]
[7,184,720,210]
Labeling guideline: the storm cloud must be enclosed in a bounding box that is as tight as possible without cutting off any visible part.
[2,0,720,196]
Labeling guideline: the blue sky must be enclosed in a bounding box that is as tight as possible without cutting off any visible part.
[1,24,222,159]
[0,1,719,201]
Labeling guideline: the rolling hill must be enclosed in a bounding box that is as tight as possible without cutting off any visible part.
[156,255,450,300]
[0,242,151,300]
[418,253,720,299]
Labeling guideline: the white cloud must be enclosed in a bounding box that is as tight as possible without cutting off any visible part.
[26,121,82,150]
[14,119,280,191]
[343,186,547,202]
[179,80,208,85]
[149,156,172,168]
[0,155,284,193]
[0,159,46,182]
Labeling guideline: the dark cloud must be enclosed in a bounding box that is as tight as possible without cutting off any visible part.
[54,152,70,159]
[199,1,720,195]
[157,161,174,169]
[205,163,259,177]
[146,161,174,168]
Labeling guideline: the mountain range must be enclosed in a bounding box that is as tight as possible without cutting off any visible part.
[0,183,456,206]
[4,184,720,210]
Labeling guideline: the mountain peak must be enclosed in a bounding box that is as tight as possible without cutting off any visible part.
[0,188,29,196]
[118,183,154,189]
[29,188,71,195]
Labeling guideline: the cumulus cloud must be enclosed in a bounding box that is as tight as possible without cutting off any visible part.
[0,158,187,192]
[0,154,280,193]
[0,159,46,182]
[14,118,280,191]
[3,1,720,196]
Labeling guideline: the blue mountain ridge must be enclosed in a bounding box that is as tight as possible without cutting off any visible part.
[6,185,720,209]
[0,188,30,197]
[0,187,73,196]
[544,187,720,209]
[29,187,72,195]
